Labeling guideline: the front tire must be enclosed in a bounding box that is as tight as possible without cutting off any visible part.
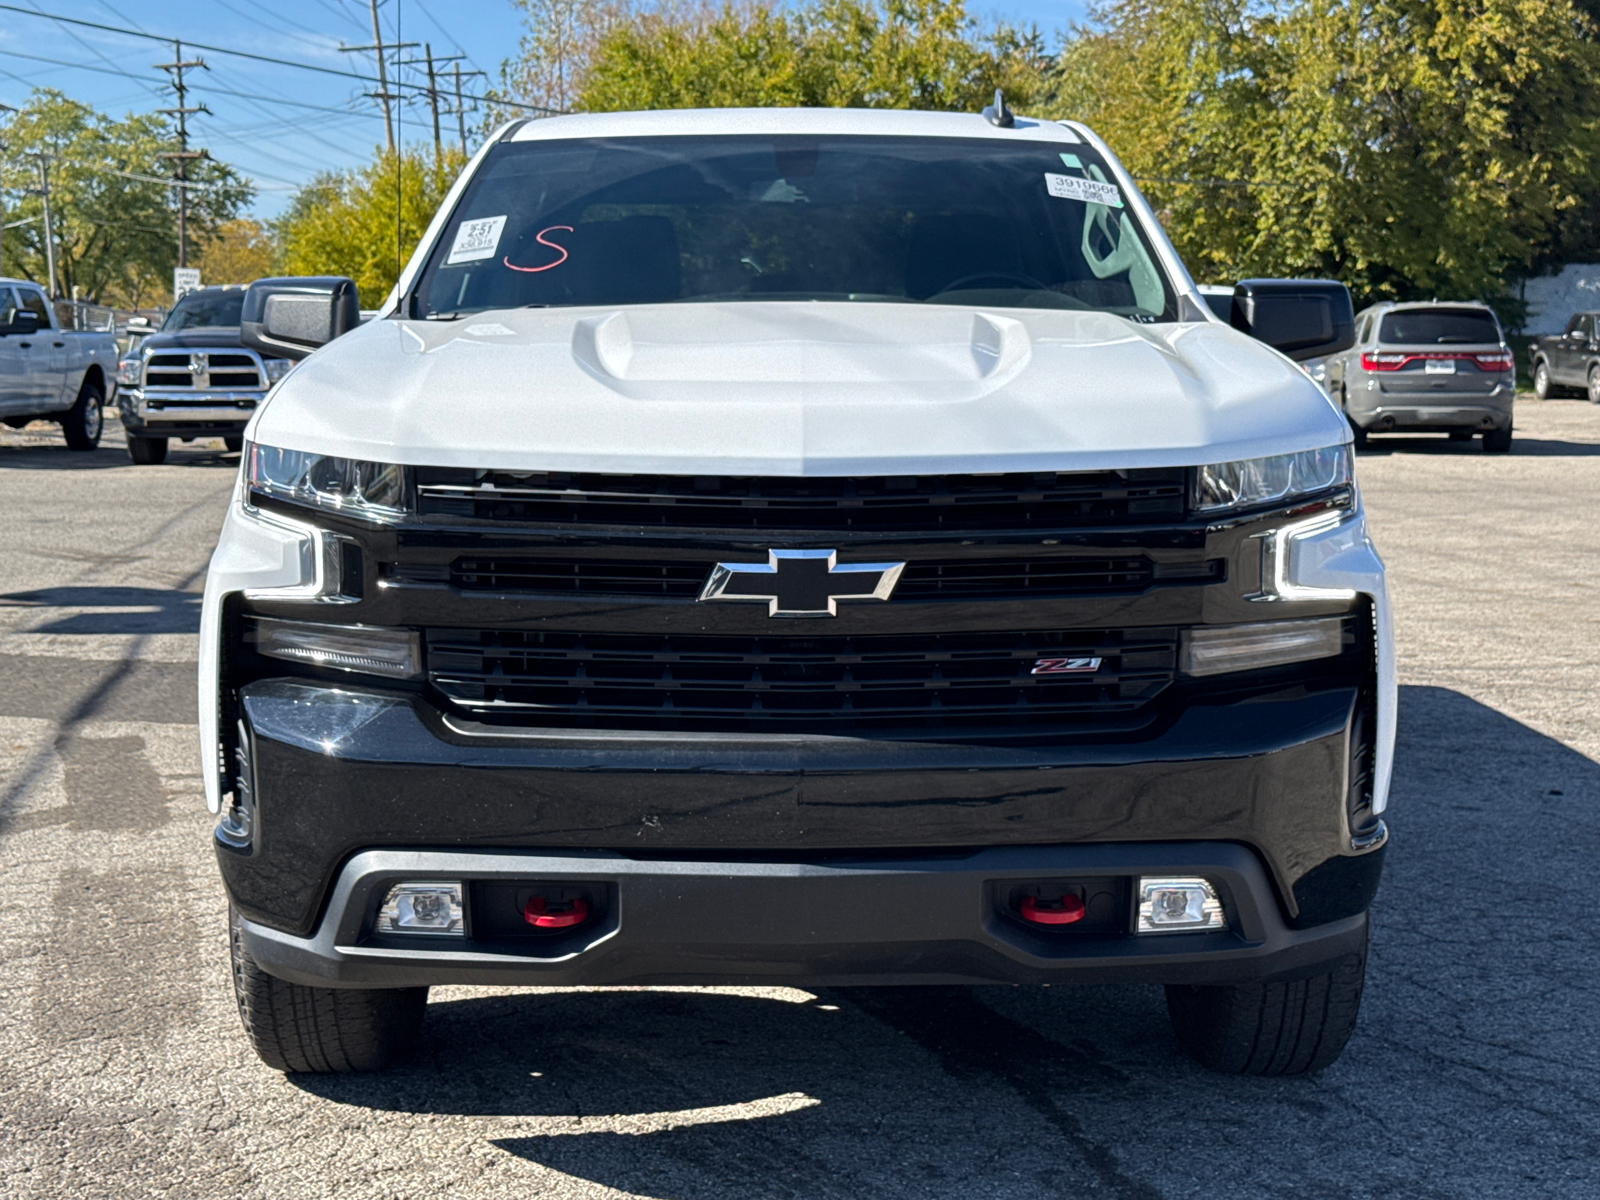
[1483,424,1513,454]
[61,377,104,451]
[1165,928,1367,1075]
[127,435,168,465]
[1533,359,1552,400]
[1588,366,1600,405]
[229,907,427,1073]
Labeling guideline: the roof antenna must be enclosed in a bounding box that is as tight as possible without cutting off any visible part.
[982,88,1015,129]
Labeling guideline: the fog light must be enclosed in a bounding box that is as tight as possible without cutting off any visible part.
[1180,618,1343,677]
[248,617,420,679]
[376,881,464,935]
[1136,877,1225,933]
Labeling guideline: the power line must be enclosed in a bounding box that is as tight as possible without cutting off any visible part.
[0,3,563,114]
[0,48,165,85]
[188,83,371,118]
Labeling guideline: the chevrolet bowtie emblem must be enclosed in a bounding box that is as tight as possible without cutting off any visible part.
[698,549,906,618]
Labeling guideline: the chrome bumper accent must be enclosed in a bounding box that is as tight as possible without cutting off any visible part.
[127,389,263,422]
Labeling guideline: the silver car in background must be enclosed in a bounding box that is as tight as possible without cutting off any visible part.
[1326,301,1514,452]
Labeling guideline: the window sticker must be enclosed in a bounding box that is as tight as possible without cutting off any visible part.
[447,215,507,265]
[1059,153,1083,169]
[1045,172,1123,208]
[503,225,573,273]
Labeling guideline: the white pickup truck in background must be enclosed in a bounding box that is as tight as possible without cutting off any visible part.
[0,277,119,450]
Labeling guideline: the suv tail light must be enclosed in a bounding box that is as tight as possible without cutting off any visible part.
[1360,352,1408,371]
[1362,350,1512,372]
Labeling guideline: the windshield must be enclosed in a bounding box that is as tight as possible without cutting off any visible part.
[413,135,1176,321]
[1378,308,1500,345]
[162,291,244,331]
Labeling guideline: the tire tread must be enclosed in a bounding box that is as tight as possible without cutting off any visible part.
[229,908,425,1073]
[1165,931,1367,1075]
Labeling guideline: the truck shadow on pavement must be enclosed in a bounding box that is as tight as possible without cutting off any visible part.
[0,586,201,634]
[0,441,238,471]
[288,685,1600,1199]
[1359,436,1600,456]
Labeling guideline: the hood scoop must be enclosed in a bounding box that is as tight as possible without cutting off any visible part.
[574,306,1030,385]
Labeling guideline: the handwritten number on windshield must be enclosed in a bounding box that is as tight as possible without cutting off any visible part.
[503,225,574,273]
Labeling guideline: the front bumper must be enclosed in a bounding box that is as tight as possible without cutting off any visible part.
[120,388,261,437]
[237,843,1373,990]
[220,676,1386,945]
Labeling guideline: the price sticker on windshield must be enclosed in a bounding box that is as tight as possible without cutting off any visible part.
[447,215,507,265]
[1045,173,1123,208]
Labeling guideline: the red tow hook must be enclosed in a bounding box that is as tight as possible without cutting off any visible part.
[1019,895,1085,925]
[524,896,589,928]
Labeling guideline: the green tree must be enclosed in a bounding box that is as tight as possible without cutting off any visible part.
[499,0,631,114]
[0,89,251,306]
[276,148,469,307]
[1049,0,1600,313]
[497,0,1047,115]
[198,218,276,286]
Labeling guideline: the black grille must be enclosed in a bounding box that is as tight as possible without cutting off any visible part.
[413,468,1188,531]
[425,627,1178,732]
[390,554,1219,599]
[145,353,193,387]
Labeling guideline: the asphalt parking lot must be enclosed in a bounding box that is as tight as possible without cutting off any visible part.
[1,402,1597,1200]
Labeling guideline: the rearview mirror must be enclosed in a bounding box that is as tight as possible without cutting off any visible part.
[1229,279,1355,362]
[240,276,361,361]
[0,311,40,337]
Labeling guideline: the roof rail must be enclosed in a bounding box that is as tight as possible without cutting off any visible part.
[981,88,1015,129]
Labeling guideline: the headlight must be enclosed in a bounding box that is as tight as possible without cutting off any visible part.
[1193,445,1351,514]
[246,443,408,522]
[116,358,141,386]
[262,358,292,383]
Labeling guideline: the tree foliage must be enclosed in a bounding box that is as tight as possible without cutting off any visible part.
[1048,0,1600,311]
[500,0,632,114]
[275,148,469,308]
[499,0,1048,115]
[0,89,251,306]
[198,218,277,286]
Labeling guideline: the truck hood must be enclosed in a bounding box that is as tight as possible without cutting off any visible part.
[141,328,247,352]
[250,302,1350,475]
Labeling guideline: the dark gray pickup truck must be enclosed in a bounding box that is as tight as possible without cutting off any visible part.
[1528,311,1600,403]
[118,286,292,463]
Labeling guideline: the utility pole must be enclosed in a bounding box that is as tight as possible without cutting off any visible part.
[368,0,394,152]
[31,153,57,298]
[0,101,14,277]
[156,39,210,270]
[340,2,417,154]
[424,45,441,162]
[402,45,467,166]
[451,64,487,155]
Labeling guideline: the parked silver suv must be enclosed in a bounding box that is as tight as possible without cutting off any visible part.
[1326,301,1514,452]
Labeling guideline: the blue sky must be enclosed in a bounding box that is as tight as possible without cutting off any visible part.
[0,1,1088,219]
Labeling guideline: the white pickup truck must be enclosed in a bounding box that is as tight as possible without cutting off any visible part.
[208,104,1391,1079]
[0,277,118,449]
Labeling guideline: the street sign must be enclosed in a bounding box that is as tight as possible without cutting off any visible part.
[173,268,201,300]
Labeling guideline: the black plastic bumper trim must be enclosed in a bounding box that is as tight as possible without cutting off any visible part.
[237,843,1368,989]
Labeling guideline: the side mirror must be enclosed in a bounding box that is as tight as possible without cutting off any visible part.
[240,276,361,361]
[0,311,40,337]
[1230,279,1355,362]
